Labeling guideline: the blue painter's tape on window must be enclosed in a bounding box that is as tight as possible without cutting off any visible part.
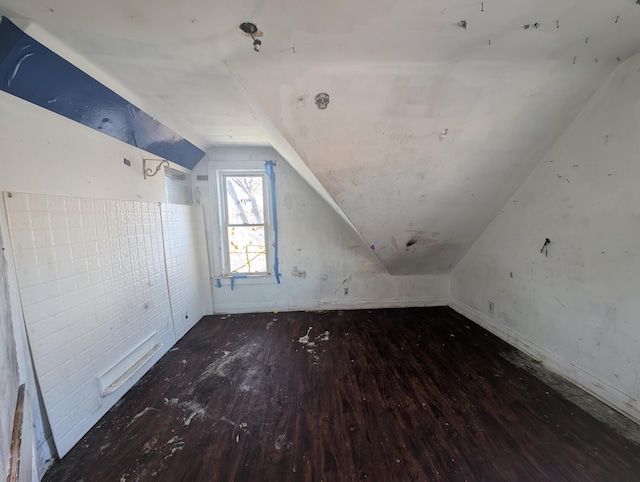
[264,160,281,284]
[0,16,205,170]
[230,273,248,290]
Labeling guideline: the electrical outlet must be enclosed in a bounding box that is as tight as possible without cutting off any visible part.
[488,301,495,314]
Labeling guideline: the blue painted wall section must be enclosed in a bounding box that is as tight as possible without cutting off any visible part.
[0,17,205,169]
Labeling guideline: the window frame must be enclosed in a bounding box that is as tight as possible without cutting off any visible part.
[215,165,274,278]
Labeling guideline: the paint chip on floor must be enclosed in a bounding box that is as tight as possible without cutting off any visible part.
[128,407,153,426]
[180,401,206,425]
[275,433,293,452]
[298,327,313,344]
[170,441,185,453]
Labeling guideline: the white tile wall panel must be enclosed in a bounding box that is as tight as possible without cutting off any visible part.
[160,204,212,340]
[3,192,182,457]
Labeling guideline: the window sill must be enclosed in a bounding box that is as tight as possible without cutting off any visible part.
[213,275,279,287]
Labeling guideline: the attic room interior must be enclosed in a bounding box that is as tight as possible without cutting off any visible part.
[2,0,640,480]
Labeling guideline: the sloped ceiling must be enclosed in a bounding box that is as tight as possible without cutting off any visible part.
[2,0,640,275]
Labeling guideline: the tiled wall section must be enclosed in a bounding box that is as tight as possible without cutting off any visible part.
[3,192,212,457]
[161,204,212,340]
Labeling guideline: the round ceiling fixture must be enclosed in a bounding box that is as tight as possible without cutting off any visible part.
[239,22,258,36]
[315,92,330,110]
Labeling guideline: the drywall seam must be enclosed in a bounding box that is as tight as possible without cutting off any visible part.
[449,299,640,426]
[212,296,449,314]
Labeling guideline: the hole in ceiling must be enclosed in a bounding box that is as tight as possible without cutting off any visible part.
[406,236,419,247]
[239,22,258,36]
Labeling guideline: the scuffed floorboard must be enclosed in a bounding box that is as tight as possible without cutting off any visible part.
[43,307,640,481]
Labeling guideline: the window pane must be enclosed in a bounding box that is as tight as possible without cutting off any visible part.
[226,176,264,224]
[228,226,267,273]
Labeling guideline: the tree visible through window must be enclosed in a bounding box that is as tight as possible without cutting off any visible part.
[223,174,269,274]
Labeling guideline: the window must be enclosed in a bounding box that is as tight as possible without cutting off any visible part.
[210,158,280,285]
[218,170,272,276]
[164,167,193,205]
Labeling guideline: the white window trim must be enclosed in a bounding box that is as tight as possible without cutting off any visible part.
[208,160,278,285]
[219,170,271,276]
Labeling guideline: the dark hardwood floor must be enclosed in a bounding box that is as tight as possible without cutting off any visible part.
[44,307,640,481]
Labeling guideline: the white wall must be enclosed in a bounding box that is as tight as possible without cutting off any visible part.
[451,53,640,423]
[205,147,450,313]
[0,91,178,202]
[161,203,212,340]
[0,213,23,481]
[2,194,53,482]
[0,89,204,475]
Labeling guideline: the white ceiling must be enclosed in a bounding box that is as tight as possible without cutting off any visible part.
[2,0,640,275]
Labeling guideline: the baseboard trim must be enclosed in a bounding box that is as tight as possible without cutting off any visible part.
[212,297,449,315]
[449,299,640,426]
[37,435,56,480]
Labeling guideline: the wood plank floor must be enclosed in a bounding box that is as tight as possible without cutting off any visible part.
[44,307,640,481]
